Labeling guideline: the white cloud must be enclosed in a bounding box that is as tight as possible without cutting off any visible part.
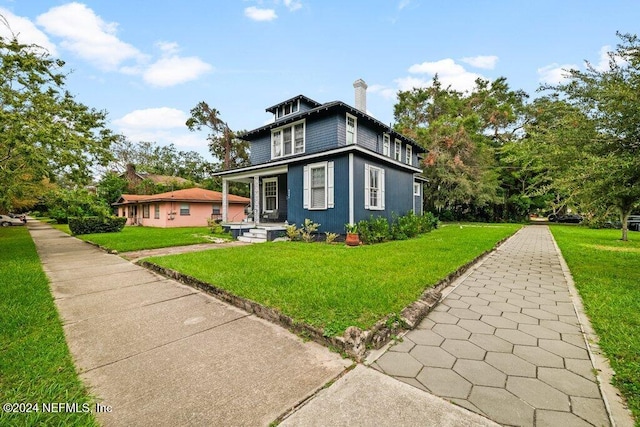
[537,63,576,84]
[113,107,209,151]
[407,58,483,93]
[368,84,396,100]
[461,55,498,70]
[245,6,277,21]
[144,54,213,87]
[283,0,302,11]
[0,8,57,54]
[36,2,144,70]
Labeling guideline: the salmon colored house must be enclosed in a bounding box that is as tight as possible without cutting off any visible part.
[113,188,250,227]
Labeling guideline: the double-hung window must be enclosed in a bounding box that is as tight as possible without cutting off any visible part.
[180,203,190,216]
[263,178,278,212]
[142,204,150,218]
[272,121,305,159]
[365,164,385,210]
[394,140,402,162]
[383,134,390,156]
[346,114,357,145]
[303,161,334,210]
[154,204,160,219]
[405,145,412,165]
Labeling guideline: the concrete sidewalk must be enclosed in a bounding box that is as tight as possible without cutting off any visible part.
[28,221,351,426]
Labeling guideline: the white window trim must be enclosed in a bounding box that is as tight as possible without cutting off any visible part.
[364,164,385,211]
[383,133,390,156]
[303,161,334,210]
[406,145,412,165]
[346,113,357,145]
[262,177,278,212]
[271,119,305,160]
[414,182,421,196]
[394,139,402,162]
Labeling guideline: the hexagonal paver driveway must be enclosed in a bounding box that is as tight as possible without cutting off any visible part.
[372,226,611,427]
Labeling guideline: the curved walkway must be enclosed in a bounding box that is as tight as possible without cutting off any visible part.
[371,225,617,426]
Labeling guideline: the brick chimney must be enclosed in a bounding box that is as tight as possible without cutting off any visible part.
[353,79,367,113]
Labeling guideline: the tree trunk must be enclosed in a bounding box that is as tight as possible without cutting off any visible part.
[620,209,631,241]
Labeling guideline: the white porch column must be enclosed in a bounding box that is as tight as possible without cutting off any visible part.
[222,178,228,222]
[253,175,260,225]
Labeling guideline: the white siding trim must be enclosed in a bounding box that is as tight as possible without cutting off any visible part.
[303,165,309,209]
[348,153,354,224]
[364,163,370,209]
[327,161,334,209]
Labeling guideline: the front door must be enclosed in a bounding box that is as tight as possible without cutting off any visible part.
[263,178,278,212]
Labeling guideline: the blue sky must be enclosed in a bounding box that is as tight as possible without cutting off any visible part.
[0,1,638,162]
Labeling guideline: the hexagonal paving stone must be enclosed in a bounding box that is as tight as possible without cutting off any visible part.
[521,308,559,321]
[488,302,522,313]
[453,359,507,387]
[432,324,471,340]
[477,294,507,303]
[460,296,491,306]
[406,328,444,346]
[481,315,518,329]
[416,318,436,330]
[506,298,540,309]
[513,345,564,368]
[432,304,450,313]
[441,339,486,360]
[561,333,586,347]
[536,410,592,427]
[526,295,556,305]
[457,319,496,335]
[473,286,496,295]
[538,368,601,398]
[570,396,610,426]
[518,324,561,339]
[565,358,596,380]
[428,311,460,324]
[409,345,456,368]
[468,386,534,426]
[506,377,570,410]
[541,302,576,316]
[540,319,581,334]
[416,367,472,399]
[447,308,482,320]
[495,329,538,346]
[539,339,589,359]
[485,353,536,377]
[469,333,513,353]
[441,299,470,309]
[455,288,479,297]
[512,289,540,297]
[388,337,416,353]
[503,312,539,325]
[375,351,423,377]
[469,305,503,317]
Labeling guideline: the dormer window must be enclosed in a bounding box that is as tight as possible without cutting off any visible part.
[272,120,305,159]
[275,100,300,119]
[346,114,357,145]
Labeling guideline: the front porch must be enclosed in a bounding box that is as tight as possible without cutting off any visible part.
[220,164,289,227]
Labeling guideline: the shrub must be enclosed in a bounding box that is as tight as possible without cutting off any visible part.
[325,232,339,244]
[68,216,126,235]
[207,219,225,234]
[300,218,320,243]
[285,224,301,240]
[357,215,390,244]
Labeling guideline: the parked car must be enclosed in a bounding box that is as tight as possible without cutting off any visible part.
[628,215,640,231]
[548,213,583,223]
[0,214,26,226]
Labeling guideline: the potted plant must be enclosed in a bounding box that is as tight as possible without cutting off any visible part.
[345,223,360,246]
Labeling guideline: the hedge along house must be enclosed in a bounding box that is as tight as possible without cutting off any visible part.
[215,79,426,240]
[113,188,250,227]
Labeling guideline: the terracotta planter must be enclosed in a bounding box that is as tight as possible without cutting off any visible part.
[345,232,360,246]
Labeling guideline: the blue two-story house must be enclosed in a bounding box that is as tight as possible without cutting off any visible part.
[216,79,426,238]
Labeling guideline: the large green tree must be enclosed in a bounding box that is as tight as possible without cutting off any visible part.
[186,102,249,171]
[394,76,528,220]
[0,33,116,213]
[547,33,640,240]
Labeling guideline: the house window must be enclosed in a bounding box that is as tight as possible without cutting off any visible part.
[180,203,190,216]
[414,183,421,196]
[128,207,133,218]
[383,134,390,156]
[276,100,299,119]
[394,140,402,161]
[263,178,278,212]
[406,145,412,165]
[142,204,150,219]
[303,161,334,210]
[154,204,160,219]
[346,114,357,145]
[365,164,385,210]
[272,121,305,159]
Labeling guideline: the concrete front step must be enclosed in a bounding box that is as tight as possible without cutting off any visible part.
[237,236,267,243]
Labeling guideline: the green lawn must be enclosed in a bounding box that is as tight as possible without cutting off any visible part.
[0,227,97,426]
[52,224,230,252]
[551,226,640,424]
[147,223,520,336]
